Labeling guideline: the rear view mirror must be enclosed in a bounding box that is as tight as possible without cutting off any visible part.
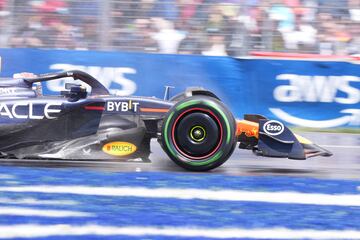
[65,83,81,90]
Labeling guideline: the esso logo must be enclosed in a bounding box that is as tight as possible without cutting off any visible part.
[263,120,284,136]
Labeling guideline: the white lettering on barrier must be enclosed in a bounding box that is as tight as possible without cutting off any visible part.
[270,108,360,128]
[48,64,137,96]
[273,74,360,104]
[271,74,360,128]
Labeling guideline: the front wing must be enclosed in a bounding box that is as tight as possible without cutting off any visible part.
[236,115,332,159]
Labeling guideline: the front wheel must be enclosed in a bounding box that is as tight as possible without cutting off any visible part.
[161,96,237,171]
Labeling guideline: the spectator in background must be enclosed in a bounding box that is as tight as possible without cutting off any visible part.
[0,10,9,48]
[0,0,5,10]
[332,21,352,55]
[57,0,100,49]
[152,18,186,53]
[216,3,241,56]
[317,13,336,55]
[35,0,68,14]
[281,18,317,51]
[33,0,69,29]
[69,0,99,24]
[205,5,226,34]
[272,23,286,51]
[136,0,156,18]
[178,0,203,25]
[267,0,297,50]
[51,20,78,49]
[33,0,78,49]
[128,18,157,52]
[301,0,318,22]
[202,33,228,56]
[78,18,100,50]
[318,0,349,19]
[3,0,359,56]
[0,0,10,48]
[316,12,352,55]
[347,21,360,56]
[268,0,295,32]
[178,21,205,55]
[8,15,44,48]
[8,0,82,49]
[349,0,360,22]
[246,0,272,51]
[151,0,179,20]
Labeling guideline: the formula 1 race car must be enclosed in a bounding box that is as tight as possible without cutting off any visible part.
[0,70,332,171]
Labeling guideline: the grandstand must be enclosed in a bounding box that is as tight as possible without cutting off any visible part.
[0,0,359,56]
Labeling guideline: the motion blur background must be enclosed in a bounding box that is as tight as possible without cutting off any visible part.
[0,0,359,129]
[0,2,359,239]
[0,0,359,56]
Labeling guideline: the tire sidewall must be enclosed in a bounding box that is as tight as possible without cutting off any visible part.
[161,96,237,171]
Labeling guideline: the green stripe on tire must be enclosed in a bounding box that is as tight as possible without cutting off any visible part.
[164,111,177,158]
[205,101,231,144]
[176,100,232,144]
[176,100,201,111]
[164,98,232,167]
[188,151,223,166]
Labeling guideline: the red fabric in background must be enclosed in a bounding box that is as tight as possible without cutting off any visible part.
[36,0,67,13]
[0,0,6,10]
[250,51,360,61]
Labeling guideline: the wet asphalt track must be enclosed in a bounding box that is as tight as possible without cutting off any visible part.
[0,132,359,239]
[0,132,359,180]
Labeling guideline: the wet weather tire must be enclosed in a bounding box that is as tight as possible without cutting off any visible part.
[161,96,237,171]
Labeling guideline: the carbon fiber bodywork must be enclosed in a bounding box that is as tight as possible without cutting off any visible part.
[0,71,173,160]
[0,70,331,168]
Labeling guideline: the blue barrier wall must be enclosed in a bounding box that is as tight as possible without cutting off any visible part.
[239,59,360,128]
[0,48,359,128]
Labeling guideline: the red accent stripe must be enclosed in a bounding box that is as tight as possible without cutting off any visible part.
[140,108,169,113]
[250,51,360,61]
[171,107,223,160]
[84,106,105,111]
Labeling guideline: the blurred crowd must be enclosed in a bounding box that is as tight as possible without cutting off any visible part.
[0,0,359,56]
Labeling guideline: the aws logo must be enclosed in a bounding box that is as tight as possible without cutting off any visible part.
[273,74,359,104]
[271,74,360,128]
[48,64,137,96]
[102,142,137,156]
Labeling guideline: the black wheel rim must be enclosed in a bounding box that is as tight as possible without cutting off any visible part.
[174,110,221,158]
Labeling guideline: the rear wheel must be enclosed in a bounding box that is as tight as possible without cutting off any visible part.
[161,96,237,171]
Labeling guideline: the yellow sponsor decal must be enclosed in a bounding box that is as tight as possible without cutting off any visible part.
[294,134,313,145]
[102,142,137,156]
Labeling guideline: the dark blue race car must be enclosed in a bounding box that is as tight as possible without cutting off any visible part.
[0,70,331,171]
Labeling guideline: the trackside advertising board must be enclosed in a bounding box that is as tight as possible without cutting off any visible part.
[0,48,359,128]
[238,58,360,128]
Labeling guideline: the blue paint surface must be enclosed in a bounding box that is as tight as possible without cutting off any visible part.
[0,48,359,128]
[0,166,360,239]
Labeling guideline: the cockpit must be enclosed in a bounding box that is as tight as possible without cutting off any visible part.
[60,83,88,102]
